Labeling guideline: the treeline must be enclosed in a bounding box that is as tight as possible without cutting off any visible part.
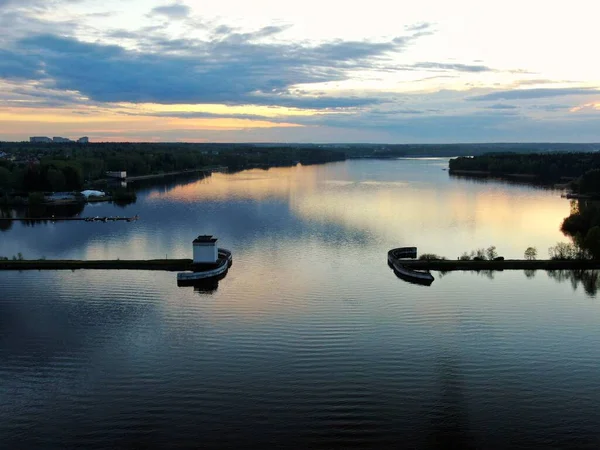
[561,201,600,258]
[0,162,85,192]
[0,143,345,195]
[449,152,600,181]
[343,143,599,158]
[221,146,345,171]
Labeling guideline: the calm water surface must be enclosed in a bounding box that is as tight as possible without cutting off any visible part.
[1,159,600,448]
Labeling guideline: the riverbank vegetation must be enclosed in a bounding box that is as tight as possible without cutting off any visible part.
[449,153,600,257]
[0,253,24,261]
[0,142,345,204]
[560,200,600,258]
[449,152,600,187]
[458,246,501,261]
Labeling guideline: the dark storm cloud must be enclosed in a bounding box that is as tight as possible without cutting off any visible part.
[150,3,191,19]
[3,28,418,108]
[0,49,39,79]
[469,88,600,101]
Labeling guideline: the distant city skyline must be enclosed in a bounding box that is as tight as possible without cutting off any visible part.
[0,0,599,143]
[29,136,89,144]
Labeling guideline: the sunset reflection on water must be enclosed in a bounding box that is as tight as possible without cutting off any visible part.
[146,159,570,259]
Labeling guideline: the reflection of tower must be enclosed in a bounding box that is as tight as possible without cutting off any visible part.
[177,269,228,292]
[427,352,474,450]
[192,278,220,294]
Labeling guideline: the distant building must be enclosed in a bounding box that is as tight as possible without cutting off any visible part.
[52,137,73,143]
[0,151,7,159]
[193,235,218,264]
[106,171,127,180]
[77,137,89,144]
[30,136,52,143]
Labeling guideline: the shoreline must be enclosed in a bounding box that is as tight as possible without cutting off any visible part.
[124,166,227,182]
[1,259,600,272]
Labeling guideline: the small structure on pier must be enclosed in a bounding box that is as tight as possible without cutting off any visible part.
[178,235,233,285]
[193,235,219,264]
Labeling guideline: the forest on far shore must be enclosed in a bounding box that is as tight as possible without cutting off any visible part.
[0,143,345,197]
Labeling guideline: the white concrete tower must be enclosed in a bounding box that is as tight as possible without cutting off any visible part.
[192,235,218,264]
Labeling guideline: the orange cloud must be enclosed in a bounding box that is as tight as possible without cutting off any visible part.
[570,102,600,113]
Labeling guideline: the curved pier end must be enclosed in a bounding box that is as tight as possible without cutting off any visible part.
[388,247,435,285]
[176,248,233,285]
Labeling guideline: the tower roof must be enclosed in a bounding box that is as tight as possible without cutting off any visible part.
[193,235,218,244]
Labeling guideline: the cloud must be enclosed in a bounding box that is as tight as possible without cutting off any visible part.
[150,3,191,19]
[485,103,518,110]
[469,87,600,101]
[0,0,82,11]
[405,22,433,32]
[371,108,426,115]
[4,29,422,108]
[411,62,493,72]
[529,104,570,112]
[0,49,40,79]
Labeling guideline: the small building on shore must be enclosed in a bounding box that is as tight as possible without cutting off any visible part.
[193,235,218,264]
[107,171,127,180]
[81,190,106,199]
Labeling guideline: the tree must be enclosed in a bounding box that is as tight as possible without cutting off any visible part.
[0,167,12,190]
[579,169,600,194]
[583,226,600,259]
[524,247,537,260]
[474,248,486,260]
[61,165,83,190]
[486,246,498,260]
[46,168,66,192]
[548,242,578,260]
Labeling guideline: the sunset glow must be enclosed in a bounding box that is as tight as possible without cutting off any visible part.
[0,0,599,142]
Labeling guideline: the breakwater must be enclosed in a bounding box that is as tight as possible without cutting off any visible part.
[0,259,193,271]
[0,215,139,222]
[400,259,600,271]
[1,258,600,272]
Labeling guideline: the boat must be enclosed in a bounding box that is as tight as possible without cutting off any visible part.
[177,248,232,285]
[387,247,434,285]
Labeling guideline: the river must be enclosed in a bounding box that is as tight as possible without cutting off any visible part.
[1,158,599,448]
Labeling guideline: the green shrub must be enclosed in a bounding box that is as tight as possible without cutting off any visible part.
[419,254,446,261]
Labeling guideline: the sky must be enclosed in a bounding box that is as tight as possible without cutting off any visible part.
[0,0,599,143]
